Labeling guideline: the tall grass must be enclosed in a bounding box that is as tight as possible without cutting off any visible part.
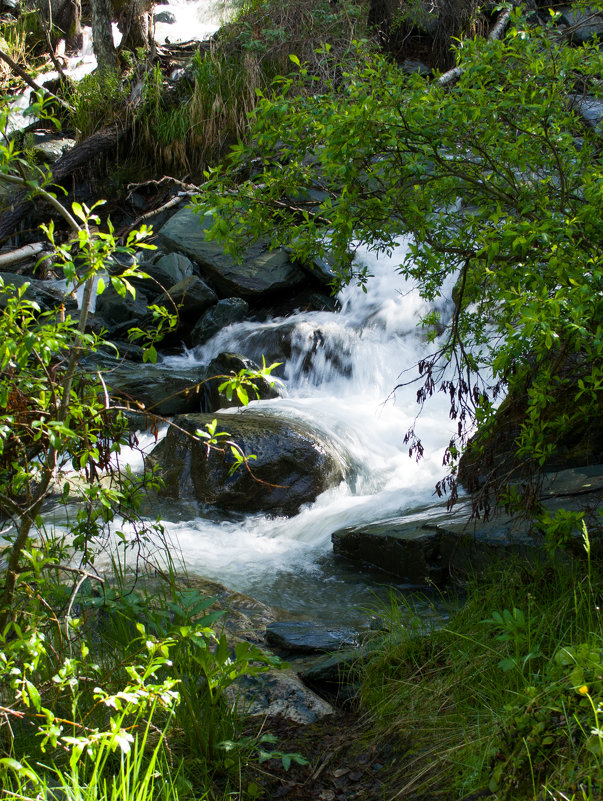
[133,0,372,178]
[0,15,31,87]
[360,538,603,800]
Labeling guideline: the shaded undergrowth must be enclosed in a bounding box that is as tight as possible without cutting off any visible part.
[360,533,603,800]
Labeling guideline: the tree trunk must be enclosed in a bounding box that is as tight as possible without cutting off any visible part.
[91,0,119,72]
[118,0,154,53]
[38,0,83,53]
[0,124,126,244]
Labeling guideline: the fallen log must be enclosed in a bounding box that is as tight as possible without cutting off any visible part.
[0,242,47,269]
[0,123,127,244]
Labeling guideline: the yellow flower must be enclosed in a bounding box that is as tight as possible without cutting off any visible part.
[578,685,589,695]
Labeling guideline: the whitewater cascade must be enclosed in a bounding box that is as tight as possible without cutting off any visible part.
[123,241,460,622]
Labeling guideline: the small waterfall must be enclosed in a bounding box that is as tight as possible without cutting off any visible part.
[147,241,460,622]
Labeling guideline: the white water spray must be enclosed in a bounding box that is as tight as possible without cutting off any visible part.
[137,241,460,620]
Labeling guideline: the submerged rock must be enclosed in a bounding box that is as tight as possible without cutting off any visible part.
[158,207,308,299]
[150,410,347,516]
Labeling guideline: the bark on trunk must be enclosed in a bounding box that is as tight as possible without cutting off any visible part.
[119,0,154,53]
[91,0,119,72]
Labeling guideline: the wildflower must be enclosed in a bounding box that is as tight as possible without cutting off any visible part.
[578,685,589,695]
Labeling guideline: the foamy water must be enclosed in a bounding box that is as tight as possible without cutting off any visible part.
[106,241,461,620]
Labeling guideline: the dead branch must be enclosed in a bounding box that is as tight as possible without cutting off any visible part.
[0,242,46,269]
[0,46,74,113]
[438,7,513,87]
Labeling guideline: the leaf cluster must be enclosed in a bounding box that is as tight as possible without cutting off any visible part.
[196,9,603,518]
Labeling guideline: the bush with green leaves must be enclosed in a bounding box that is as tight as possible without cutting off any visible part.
[0,90,293,799]
[195,7,603,526]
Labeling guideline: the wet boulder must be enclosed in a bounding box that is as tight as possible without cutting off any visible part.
[142,251,196,287]
[199,352,282,413]
[150,410,347,516]
[0,272,77,313]
[559,6,603,44]
[190,297,249,345]
[225,668,334,724]
[94,282,151,339]
[158,207,308,299]
[153,274,218,317]
[106,361,207,416]
[212,319,350,380]
[265,621,359,655]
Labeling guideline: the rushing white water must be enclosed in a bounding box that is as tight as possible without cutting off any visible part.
[116,241,461,622]
[8,0,460,621]
[155,0,236,44]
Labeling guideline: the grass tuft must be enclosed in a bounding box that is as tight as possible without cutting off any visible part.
[360,550,603,800]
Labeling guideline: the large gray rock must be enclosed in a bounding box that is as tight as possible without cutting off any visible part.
[106,361,207,416]
[332,467,603,584]
[225,668,334,724]
[94,282,151,338]
[150,410,347,516]
[209,318,350,380]
[569,94,603,134]
[158,208,308,299]
[153,274,218,317]
[332,505,541,585]
[0,272,77,313]
[559,6,603,44]
[190,297,249,345]
[143,251,196,286]
[265,621,359,654]
[199,352,282,413]
[31,134,76,164]
[106,353,282,417]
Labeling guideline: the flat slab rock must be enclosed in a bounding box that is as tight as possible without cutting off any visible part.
[332,465,603,585]
[158,207,308,299]
[265,621,360,654]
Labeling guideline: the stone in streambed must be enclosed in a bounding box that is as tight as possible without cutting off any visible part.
[0,272,77,314]
[265,621,359,654]
[158,208,308,299]
[106,361,207,416]
[149,410,347,516]
[143,251,196,286]
[332,468,603,585]
[153,274,218,317]
[190,297,249,345]
[199,352,281,412]
[332,512,447,586]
